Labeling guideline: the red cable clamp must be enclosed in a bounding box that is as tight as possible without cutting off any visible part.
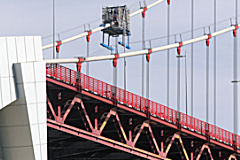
[77,57,85,72]
[167,0,170,5]
[233,25,239,37]
[206,34,212,47]
[86,30,92,42]
[146,49,152,62]
[113,54,119,68]
[56,41,62,53]
[142,7,147,18]
[177,42,183,55]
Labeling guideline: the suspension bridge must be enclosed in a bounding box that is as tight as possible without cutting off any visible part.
[0,0,239,159]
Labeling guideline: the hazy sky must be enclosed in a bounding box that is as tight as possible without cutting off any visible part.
[1,0,239,134]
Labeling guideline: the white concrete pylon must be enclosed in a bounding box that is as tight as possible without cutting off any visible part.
[0,36,47,160]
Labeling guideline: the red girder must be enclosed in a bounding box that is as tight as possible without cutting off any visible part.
[46,64,240,158]
[47,97,168,159]
[47,95,239,159]
[47,76,240,155]
[47,121,166,160]
[48,120,237,159]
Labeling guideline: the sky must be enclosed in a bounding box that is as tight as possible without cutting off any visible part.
[1,0,239,134]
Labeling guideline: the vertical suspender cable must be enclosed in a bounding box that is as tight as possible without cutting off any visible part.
[177,54,181,121]
[113,64,117,96]
[167,0,170,107]
[113,37,118,99]
[86,38,90,75]
[146,49,151,100]
[191,0,194,117]
[146,48,152,116]
[146,54,150,117]
[206,41,210,128]
[123,12,127,93]
[146,54,150,103]
[114,37,118,87]
[213,0,217,126]
[146,61,150,99]
[205,34,211,132]
[233,0,238,142]
[86,29,92,76]
[233,30,238,139]
[52,1,57,157]
[142,8,146,98]
[177,42,182,122]
[185,53,188,115]
[86,27,92,76]
[53,0,56,59]
[124,53,127,102]
[124,55,126,91]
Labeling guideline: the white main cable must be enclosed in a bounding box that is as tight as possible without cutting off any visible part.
[46,58,79,63]
[45,24,238,64]
[147,0,165,10]
[42,0,164,50]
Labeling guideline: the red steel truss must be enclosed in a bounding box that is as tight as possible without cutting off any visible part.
[46,64,240,159]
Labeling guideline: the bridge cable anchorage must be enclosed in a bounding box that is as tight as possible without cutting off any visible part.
[86,30,92,76]
[141,6,148,19]
[146,48,152,63]
[86,30,92,43]
[205,34,212,47]
[113,54,119,68]
[42,0,164,50]
[177,42,183,55]
[77,57,85,73]
[205,33,211,136]
[56,40,62,54]
[233,25,239,37]
[76,57,85,90]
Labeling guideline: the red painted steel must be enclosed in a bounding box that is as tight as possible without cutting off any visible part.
[47,120,166,160]
[56,41,62,53]
[46,64,240,151]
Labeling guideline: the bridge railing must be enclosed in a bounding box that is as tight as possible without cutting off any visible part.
[46,64,239,149]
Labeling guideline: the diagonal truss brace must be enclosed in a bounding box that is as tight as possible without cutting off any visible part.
[47,96,238,160]
[228,154,237,160]
[165,133,189,160]
[196,144,214,160]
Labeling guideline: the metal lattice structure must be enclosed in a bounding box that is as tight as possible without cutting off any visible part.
[102,5,130,36]
[46,64,240,159]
